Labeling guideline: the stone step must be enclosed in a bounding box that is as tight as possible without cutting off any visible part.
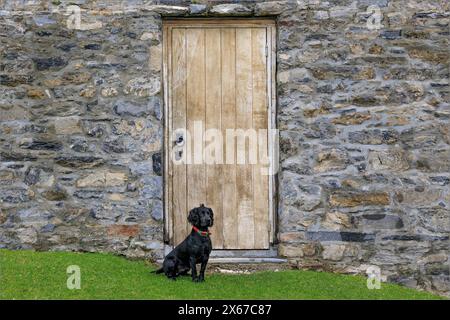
[156,257,287,264]
[209,257,287,264]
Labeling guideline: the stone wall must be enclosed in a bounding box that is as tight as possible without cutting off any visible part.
[0,1,165,260]
[0,1,449,296]
[272,0,449,297]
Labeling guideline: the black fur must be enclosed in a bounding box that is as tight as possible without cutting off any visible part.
[154,204,213,282]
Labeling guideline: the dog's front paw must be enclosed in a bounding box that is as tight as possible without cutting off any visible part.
[193,277,204,283]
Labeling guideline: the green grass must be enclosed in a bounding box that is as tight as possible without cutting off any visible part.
[0,249,443,300]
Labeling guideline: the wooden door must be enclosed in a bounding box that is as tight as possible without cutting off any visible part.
[163,19,276,250]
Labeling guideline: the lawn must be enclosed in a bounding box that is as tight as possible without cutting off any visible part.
[0,249,442,300]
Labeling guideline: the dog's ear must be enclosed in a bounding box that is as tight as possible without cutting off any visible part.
[188,208,199,226]
[208,208,214,227]
[208,207,214,219]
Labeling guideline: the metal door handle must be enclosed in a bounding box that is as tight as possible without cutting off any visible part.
[174,132,184,146]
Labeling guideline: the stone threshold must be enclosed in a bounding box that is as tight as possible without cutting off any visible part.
[209,257,287,264]
[165,245,279,256]
[160,245,286,264]
[157,257,287,264]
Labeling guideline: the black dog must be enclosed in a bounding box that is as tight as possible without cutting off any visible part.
[154,204,213,282]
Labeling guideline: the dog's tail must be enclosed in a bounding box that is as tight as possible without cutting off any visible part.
[152,267,164,274]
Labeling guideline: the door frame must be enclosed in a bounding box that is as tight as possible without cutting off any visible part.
[162,18,277,250]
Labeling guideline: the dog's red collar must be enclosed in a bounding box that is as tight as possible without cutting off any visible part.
[192,226,211,237]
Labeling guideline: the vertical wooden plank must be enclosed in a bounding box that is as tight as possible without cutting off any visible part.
[268,25,277,244]
[252,28,269,249]
[235,28,254,249]
[171,28,188,246]
[221,28,238,249]
[205,28,224,249]
[186,28,206,232]
[164,25,172,243]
